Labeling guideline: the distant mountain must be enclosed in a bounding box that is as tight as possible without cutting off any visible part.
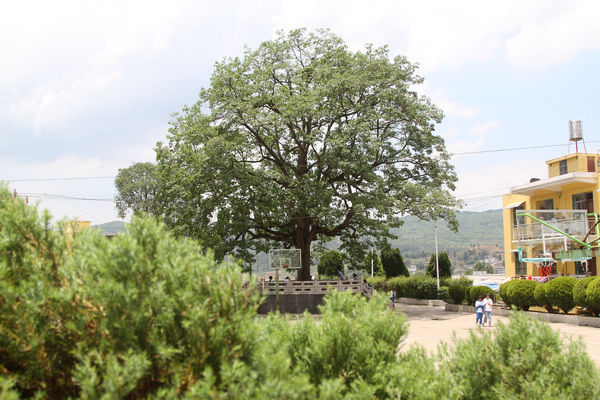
[91,210,504,270]
[93,221,126,235]
[388,209,504,268]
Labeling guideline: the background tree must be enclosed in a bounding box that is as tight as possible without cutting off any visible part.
[114,162,158,219]
[380,243,409,278]
[426,251,452,279]
[154,29,461,280]
[317,250,344,277]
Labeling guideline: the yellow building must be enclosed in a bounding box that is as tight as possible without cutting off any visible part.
[502,152,599,277]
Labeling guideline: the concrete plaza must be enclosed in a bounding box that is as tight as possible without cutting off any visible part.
[398,304,600,367]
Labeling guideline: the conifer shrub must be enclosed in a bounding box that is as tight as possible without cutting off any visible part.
[573,277,597,313]
[506,279,537,311]
[439,311,600,399]
[0,187,261,398]
[468,285,495,304]
[546,276,578,314]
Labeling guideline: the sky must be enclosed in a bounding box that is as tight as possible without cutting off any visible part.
[2,0,600,225]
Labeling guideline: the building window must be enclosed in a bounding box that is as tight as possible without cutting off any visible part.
[573,192,594,214]
[512,204,525,227]
[537,198,554,210]
[515,253,527,275]
[559,159,568,175]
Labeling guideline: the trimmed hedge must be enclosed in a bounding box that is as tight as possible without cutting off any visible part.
[404,276,438,299]
[439,286,450,302]
[574,277,597,311]
[499,279,517,307]
[506,279,537,311]
[388,276,408,297]
[586,278,600,316]
[546,276,578,314]
[468,286,494,304]
[534,283,554,313]
[366,276,389,292]
[448,277,473,304]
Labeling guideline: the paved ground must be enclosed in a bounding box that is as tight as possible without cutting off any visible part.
[397,304,600,367]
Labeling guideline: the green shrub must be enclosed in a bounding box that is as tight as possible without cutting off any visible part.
[366,275,388,292]
[468,286,494,304]
[448,277,473,304]
[388,276,408,297]
[439,311,600,399]
[0,188,261,398]
[586,278,600,316]
[439,286,450,302]
[506,280,537,311]
[573,276,597,309]
[546,276,578,314]
[534,283,554,313]
[499,279,517,307]
[403,276,438,299]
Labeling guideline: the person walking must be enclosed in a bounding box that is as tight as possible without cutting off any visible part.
[390,289,396,309]
[482,293,493,327]
[475,295,484,327]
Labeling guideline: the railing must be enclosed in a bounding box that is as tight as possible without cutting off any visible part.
[512,217,588,243]
[258,279,372,297]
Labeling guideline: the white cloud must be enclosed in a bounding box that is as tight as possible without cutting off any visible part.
[428,88,480,119]
[506,0,600,68]
[470,121,499,136]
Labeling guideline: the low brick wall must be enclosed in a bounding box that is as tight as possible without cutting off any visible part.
[444,304,600,328]
[258,294,326,314]
[396,297,445,307]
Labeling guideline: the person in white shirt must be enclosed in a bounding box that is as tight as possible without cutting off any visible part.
[475,295,484,327]
[482,293,493,327]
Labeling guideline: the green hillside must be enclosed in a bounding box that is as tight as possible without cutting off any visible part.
[389,209,504,268]
[93,210,504,271]
[93,221,126,235]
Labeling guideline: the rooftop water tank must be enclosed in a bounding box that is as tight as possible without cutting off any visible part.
[569,120,583,141]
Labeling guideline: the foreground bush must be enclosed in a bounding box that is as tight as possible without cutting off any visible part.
[0,188,260,398]
[506,279,537,311]
[440,311,600,399]
[546,276,578,313]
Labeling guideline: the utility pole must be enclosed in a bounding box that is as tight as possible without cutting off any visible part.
[435,221,440,300]
[371,247,374,278]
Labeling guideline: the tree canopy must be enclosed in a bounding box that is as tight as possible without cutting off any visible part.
[154,28,460,280]
[426,251,452,279]
[114,162,158,219]
[317,250,344,277]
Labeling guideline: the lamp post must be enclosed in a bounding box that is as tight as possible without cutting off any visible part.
[435,221,440,300]
[371,247,374,278]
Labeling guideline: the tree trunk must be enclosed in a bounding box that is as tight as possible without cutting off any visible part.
[297,242,312,281]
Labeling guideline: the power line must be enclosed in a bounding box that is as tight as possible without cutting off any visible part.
[4,176,115,182]
[451,140,600,156]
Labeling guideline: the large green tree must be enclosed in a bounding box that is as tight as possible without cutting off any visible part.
[154,29,460,280]
[114,162,158,219]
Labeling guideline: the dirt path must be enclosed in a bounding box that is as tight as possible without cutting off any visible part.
[398,304,600,367]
